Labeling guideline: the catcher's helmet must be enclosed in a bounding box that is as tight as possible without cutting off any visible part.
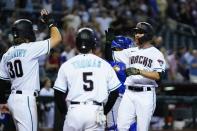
[76,27,97,54]
[111,36,135,49]
[12,19,36,44]
[133,22,154,43]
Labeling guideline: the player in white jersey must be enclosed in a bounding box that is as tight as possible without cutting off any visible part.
[53,27,121,131]
[106,22,166,131]
[0,9,62,131]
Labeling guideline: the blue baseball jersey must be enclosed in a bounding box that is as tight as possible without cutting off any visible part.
[109,61,126,94]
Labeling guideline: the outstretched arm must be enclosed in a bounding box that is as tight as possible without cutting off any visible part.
[125,67,163,81]
[104,28,115,61]
[104,88,119,115]
[54,89,68,115]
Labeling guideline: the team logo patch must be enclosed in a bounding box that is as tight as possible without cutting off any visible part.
[157,59,164,67]
[113,65,120,72]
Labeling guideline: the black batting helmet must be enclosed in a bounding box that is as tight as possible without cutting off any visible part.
[133,22,154,43]
[76,27,97,54]
[12,19,36,44]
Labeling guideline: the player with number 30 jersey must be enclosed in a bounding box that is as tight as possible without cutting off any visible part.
[0,9,61,131]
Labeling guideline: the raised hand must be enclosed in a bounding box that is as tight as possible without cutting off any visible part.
[40,9,55,28]
[105,28,116,45]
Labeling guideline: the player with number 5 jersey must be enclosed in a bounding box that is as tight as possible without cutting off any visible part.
[53,27,121,131]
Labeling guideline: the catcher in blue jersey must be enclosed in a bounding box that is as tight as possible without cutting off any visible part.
[105,35,137,131]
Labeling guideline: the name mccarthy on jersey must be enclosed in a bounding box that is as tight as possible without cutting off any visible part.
[4,49,27,63]
[71,59,101,68]
[130,55,153,68]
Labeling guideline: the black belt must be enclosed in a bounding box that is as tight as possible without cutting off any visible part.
[15,90,38,97]
[70,101,102,106]
[128,86,152,92]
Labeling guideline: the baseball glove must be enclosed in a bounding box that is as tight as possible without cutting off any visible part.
[125,67,141,76]
[105,28,116,45]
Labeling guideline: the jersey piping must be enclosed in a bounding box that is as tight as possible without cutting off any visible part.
[53,86,66,93]
[0,76,10,80]
[108,83,121,92]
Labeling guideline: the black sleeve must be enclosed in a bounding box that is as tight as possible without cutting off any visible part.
[0,79,10,104]
[104,43,113,61]
[54,89,68,115]
[104,88,119,115]
[156,71,165,85]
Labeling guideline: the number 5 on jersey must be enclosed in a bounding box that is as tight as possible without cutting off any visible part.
[83,72,93,91]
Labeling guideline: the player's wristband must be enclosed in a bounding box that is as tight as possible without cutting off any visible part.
[49,23,56,29]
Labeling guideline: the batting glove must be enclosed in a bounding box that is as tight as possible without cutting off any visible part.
[105,28,116,45]
[125,67,141,76]
[40,9,56,28]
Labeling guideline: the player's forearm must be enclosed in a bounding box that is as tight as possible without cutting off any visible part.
[0,80,8,104]
[50,26,62,48]
[104,43,113,61]
[40,9,62,48]
[140,70,160,80]
[104,88,119,115]
[54,89,67,115]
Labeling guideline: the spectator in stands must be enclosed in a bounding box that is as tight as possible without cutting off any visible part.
[62,8,81,31]
[62,25,76,48]
[39,77,55,131]
[78,4,90,24]
[60,44,76,64]
[63,0,74,11]
[95,10,113,35]
[176,46,192,80]
[156,0,168,22]
[167,50,179,81]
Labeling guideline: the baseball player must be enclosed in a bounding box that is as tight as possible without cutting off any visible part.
[0,9,62,131]
[105,22,166,131]
[105,35,137,131]
[53,27,121,131]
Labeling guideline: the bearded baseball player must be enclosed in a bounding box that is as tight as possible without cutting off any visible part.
[105,22,166,131]
[105,35,137,131]
[0,9,62,131]
[53,27,121,131]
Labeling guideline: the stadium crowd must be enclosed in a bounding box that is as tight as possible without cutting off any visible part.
[0,0,197,84]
